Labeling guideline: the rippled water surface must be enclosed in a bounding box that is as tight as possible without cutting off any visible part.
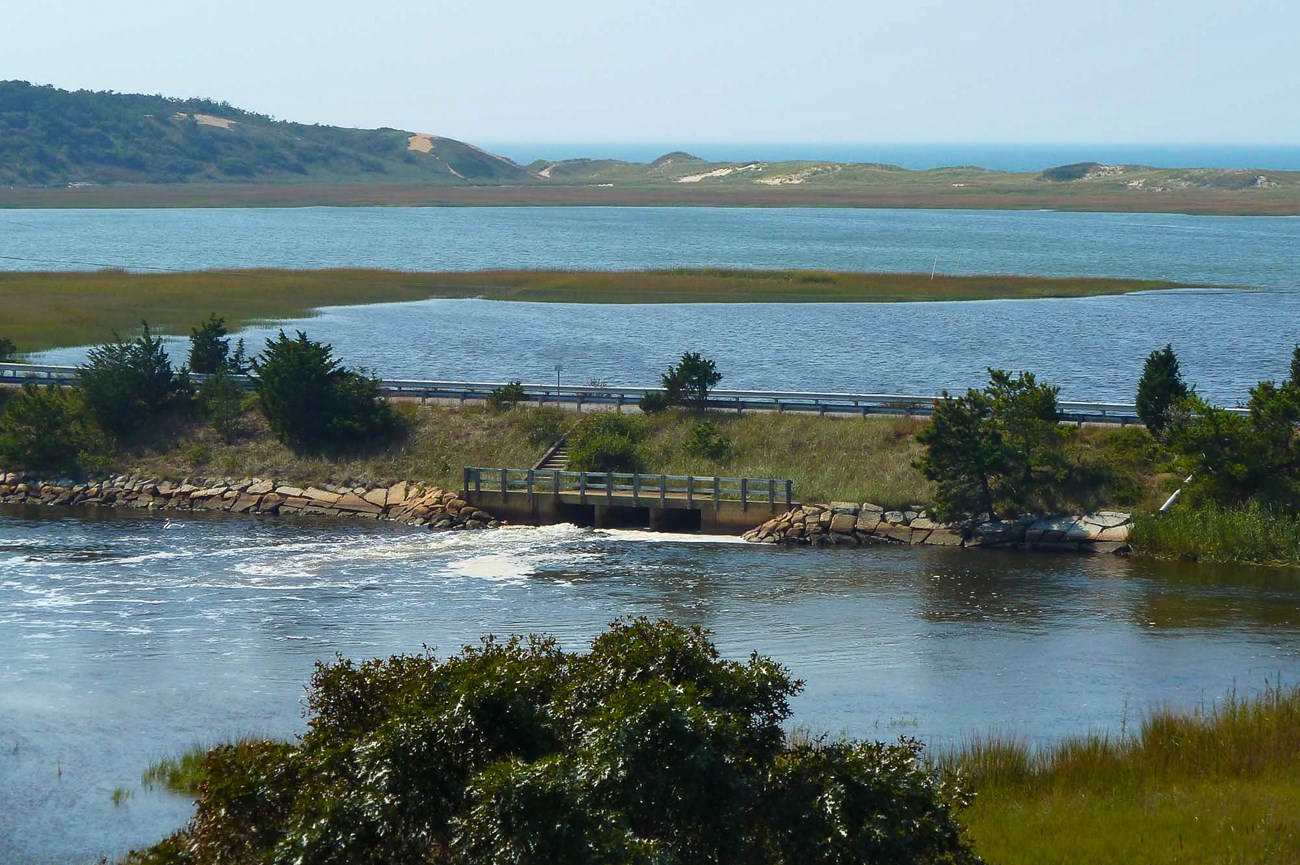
[12,206,1300,403]
[3,506,1299,863]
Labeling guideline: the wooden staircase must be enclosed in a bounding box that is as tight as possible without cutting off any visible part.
[533,438,569,471]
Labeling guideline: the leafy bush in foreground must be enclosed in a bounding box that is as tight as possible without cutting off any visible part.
[123,619,977,865]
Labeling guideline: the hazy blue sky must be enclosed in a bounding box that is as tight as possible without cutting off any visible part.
[8,0,1297,143]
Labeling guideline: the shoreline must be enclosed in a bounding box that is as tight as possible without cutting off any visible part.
[1,268,1195,353]
[1,182,1296,216]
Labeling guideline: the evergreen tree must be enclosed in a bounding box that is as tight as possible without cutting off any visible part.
[188,313,230,374]
[252,330,397,448]
[79,323,191,437]
[915,369,1065,522]
[661,351,722,413]
[1135,344,1190,436]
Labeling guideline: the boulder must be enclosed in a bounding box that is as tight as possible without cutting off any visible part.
[829,513,857,534]
[363,488,388,508]
[246,479,275,496]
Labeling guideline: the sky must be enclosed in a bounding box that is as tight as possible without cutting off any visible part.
[6,0,1298,145]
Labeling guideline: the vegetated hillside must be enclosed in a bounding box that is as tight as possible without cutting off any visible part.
[0,80,530,186]
[4,81,1296,214]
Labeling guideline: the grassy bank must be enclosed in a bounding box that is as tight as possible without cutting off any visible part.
[1131,504,1300,566]
[108,403,936,508]
[98,401,1167,513]
[942,683,1300,863]
[1,268,1193,353]
[2,179,1298,216]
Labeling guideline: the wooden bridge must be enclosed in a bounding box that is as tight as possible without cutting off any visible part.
[462,467,794,532]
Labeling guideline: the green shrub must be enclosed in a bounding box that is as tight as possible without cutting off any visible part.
[914,369,1066,522]
[0,383,107,472]
[0,336,17,362]
[486,379,528,411]
[661,351,722,412]
[79,323,193,438]
[520,406,570,446]
[252,330,400,450]
[568,412,645,472]
[123,619,978,865]
[187,313,230,375]
[684,420,733,462]
[1135,344,1189,436]
[198,366,245,441]
[638,390,670,414]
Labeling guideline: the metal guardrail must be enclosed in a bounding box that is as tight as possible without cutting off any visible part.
[0,362,1247,424]
[465,467,794,511]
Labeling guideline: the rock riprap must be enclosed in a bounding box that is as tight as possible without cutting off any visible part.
[0,471,501,530]
[742,502,1130,554]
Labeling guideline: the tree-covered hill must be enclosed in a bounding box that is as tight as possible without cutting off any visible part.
[0,80,531,186]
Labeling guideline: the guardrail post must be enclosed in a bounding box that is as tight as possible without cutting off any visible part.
[526,469,535,503]
[768,479,775,507]
[660,475,667,508]
[687,476,694,508]
[474,469,482,495]
[553,470,561,497]
[463,467,471,495]
[500,468,508,493]
[740,477,748,512]
[579,473,587,504]
[784,480,793,509]
[712,477,720,507]
[774,398,781,413]
[605,473,613,505]
[632,474,640,506]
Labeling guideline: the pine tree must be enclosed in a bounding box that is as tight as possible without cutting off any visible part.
[1135,344,1189,437]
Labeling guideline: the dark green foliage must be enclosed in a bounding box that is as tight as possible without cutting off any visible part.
[915,369,1066,522]
[126,619,978,865]
[78,323,192,438]
[198,366,245,441]
[487,379,528,410]
[568,413,645,472]
[252,330,399,449]
[1135,344,1190,436]
[1291,345,1300,388]
[0,80,530,186]
[0,383,106,471]
[1164,371,1300,511]
[1038,162,1101,182]
[0,337,16,361]
[638,390,671,414]
[187,314,229,375]
[684,420,733,461]
[662,351,723,412]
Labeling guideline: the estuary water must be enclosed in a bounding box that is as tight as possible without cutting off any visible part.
[9,205,1300,403]
[3,506,1300,863]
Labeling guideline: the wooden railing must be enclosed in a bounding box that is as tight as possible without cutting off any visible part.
[464,467,793,511]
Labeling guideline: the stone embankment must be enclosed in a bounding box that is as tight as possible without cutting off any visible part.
[0,471,500,530]
[743,502,1131,554]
